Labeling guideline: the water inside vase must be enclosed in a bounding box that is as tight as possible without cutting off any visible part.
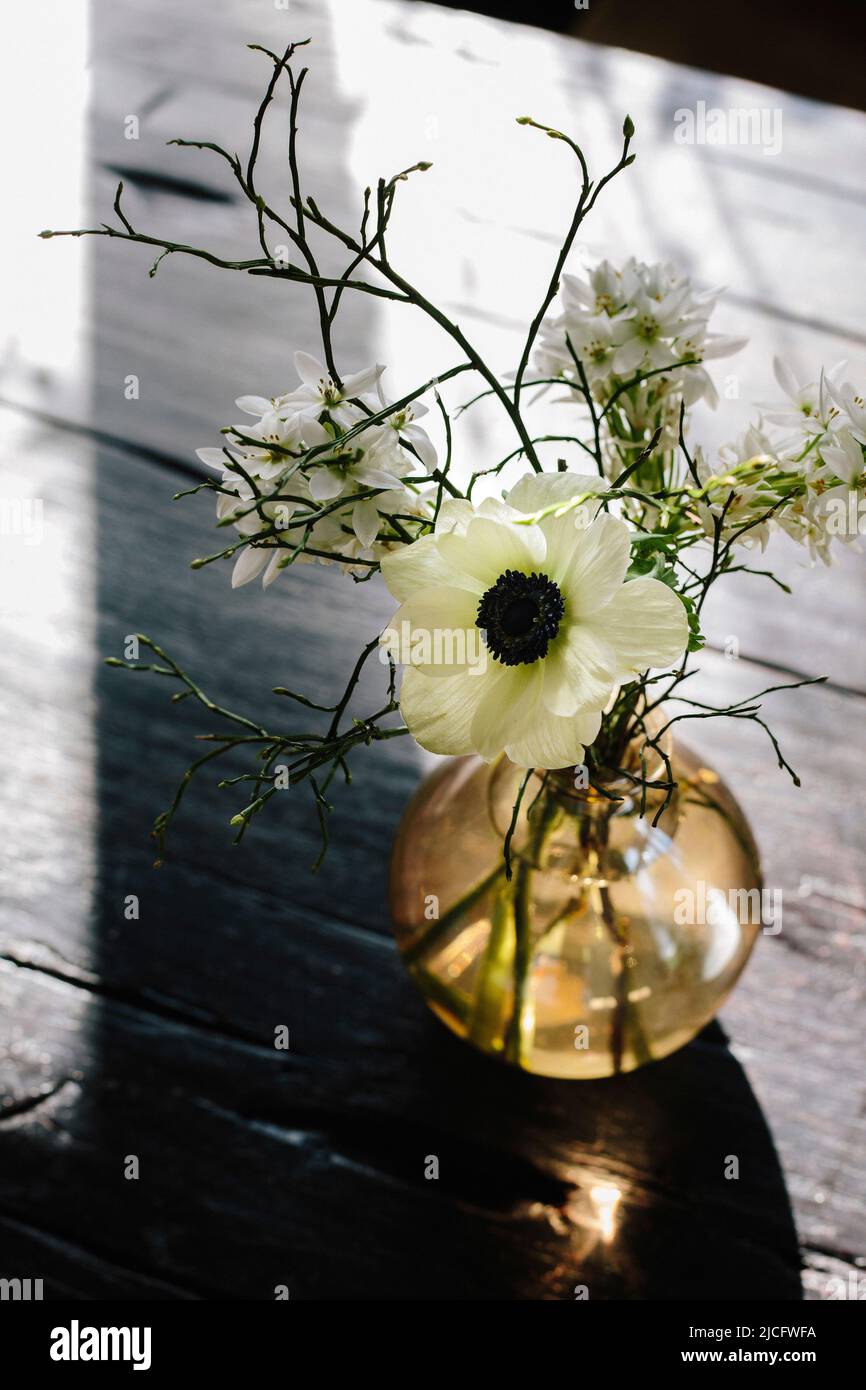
[390,745,762,1079]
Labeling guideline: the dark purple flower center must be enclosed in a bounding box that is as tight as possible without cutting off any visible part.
[476,569,564,666]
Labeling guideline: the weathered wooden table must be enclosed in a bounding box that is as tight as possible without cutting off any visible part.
[1,0,864,1300]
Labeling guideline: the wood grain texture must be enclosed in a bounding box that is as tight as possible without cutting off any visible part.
[0,0,864,1300]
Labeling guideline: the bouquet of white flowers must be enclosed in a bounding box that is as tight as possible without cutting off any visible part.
[43,40,865,1075]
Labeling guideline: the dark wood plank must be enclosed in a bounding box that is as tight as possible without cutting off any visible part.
[0,1215,198,1301]
[0,958,804,1301]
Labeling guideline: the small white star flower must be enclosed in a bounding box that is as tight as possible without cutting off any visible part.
[280,350,386,431]
[195,356,437,586]
[532,258,746,467]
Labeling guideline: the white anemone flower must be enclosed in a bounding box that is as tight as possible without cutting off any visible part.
[379,472,688,769]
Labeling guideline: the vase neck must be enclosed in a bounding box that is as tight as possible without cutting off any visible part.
[487,722,678,876]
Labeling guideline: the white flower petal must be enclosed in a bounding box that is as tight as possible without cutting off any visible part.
[297,418,331,448]
[539,505,609,586]
[352,463,404,490]
[235,395,274,417]
[612,336,647,374]
[822,430,863,486]
[308,467,346,501]
[506,470,608,515]
[588,577,688,676]
[391,585,480,645]
[404,423,437,471]
[435,498,475,536]
[262,551,286,588]
[284,400,324,428]
[381,535,472,601]
[352,497,381,548]
[342,363,385,397]
[701,334,748,361]
[196,447,233,471]
[438,515,545,586]
[469,664,542,761]
[505,705,602,770]
[258,459,287,482]
[234,510,264,538]
[561,513,632,617]
[683,367,717,409]
[231,546,270,588]
[387,590,483,678]
[399,666,488,756]
[772,356,801,402]
[294,351,327,388]
[541,625,617,716]
[475,496,522,524]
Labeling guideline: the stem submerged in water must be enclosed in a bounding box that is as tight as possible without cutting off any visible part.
[403,861,506,966]
[468,888,516,1052]
[502,791,562,1066]
[598,879,629,1076]
[503,856,535,1065]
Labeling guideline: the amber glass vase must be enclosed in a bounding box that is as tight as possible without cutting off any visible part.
[390,737,762,1079]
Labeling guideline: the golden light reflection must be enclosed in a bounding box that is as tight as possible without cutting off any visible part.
[563,1174,627,1258]
[589,994,617,1011]
[532,957,584,1026]
[432,920,490,981]
[589,1182,622,1243]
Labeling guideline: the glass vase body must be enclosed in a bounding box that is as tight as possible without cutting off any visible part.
[390,742,762,1080]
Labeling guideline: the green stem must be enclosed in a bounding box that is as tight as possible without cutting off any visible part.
[402,862,506,966]
[412,966,471,1026]
[468,887,516,1052]
[503,857,536,1065]
[598,878,629,1076]
[593,810,653,1075]
[503,792,561,1066]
